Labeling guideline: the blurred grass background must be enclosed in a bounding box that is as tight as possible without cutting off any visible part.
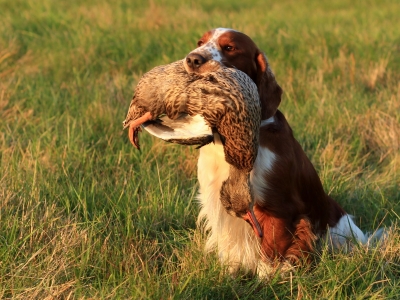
[0,0,399,298]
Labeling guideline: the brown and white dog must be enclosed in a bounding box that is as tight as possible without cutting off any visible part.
[184,28,379,276]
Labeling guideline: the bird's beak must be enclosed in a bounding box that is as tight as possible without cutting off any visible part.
[128,112,152,149]
[243,208,263,238]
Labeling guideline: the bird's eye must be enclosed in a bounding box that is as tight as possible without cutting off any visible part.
[224,45,235,51]
[197,40,204,47]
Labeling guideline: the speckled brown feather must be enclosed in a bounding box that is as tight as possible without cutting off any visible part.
[123,60,260,171]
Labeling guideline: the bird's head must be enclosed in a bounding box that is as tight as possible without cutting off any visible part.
[220,166,263,238]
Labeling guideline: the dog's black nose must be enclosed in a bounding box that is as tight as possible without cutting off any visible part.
[185,53,207,70]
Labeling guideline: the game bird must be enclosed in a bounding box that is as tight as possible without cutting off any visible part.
[123,59,263,237]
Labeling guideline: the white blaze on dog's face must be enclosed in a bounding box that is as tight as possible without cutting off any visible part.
[189,28,230,62]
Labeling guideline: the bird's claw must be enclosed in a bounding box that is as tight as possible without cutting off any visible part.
[133,127,141,150]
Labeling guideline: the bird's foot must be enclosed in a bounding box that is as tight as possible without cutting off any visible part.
[128,112,153,149]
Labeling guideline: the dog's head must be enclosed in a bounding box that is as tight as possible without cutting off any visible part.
[184,28,282,120]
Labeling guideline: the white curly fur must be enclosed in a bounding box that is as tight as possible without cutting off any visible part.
[197,134,273,274]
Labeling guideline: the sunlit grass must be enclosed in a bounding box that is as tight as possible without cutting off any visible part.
[0,0,399,298]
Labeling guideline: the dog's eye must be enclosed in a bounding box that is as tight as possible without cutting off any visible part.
[197,40,204,47]
[224,45,234,51]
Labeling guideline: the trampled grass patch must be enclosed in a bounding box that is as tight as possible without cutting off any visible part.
[0,0,399,298]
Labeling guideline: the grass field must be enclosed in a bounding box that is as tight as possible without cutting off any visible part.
[1,0,399,298]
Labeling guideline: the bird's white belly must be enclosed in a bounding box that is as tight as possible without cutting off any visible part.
[143,114,212,143]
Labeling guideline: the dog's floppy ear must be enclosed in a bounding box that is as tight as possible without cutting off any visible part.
[256,52,282,120]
